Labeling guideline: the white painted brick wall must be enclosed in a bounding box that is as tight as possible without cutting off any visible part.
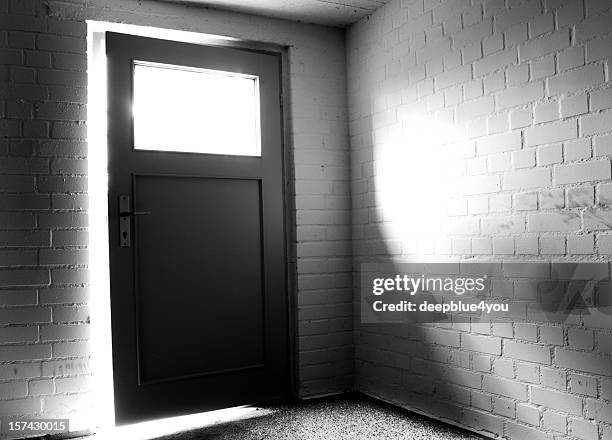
[0,0,351,432]
[348,0,612,439]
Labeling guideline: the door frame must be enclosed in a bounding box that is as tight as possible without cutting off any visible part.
[87,21,298,427]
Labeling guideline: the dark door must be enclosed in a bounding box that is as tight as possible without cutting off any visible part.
[106,32,289,425]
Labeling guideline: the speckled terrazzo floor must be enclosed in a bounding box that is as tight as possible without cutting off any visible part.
[157,393,482,440]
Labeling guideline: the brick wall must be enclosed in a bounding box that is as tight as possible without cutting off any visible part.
[7,0,611,437]
[0,0,351,432]
[348,0,612,439]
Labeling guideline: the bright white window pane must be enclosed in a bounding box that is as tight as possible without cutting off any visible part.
[133,61,261,156]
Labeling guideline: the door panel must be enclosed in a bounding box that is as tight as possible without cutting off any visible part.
[106,32,288,424]
[134,175,266,384]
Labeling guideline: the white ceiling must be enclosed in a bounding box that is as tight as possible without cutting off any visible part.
[167,0,391,27]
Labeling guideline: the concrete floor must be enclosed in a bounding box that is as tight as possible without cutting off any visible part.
[157,394,482,440]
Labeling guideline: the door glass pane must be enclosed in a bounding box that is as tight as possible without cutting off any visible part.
[133,61,261,156]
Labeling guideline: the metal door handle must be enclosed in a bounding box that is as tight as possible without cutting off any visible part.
[118,195,151,248]
[120,211,152,216]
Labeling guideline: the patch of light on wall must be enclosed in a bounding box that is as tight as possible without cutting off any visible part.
[374,115,465,258]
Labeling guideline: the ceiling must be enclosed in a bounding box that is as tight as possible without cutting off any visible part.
[167,0,391,27]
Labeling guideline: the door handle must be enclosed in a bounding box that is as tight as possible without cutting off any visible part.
[119,211,152,216]
[118,195,151,248]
